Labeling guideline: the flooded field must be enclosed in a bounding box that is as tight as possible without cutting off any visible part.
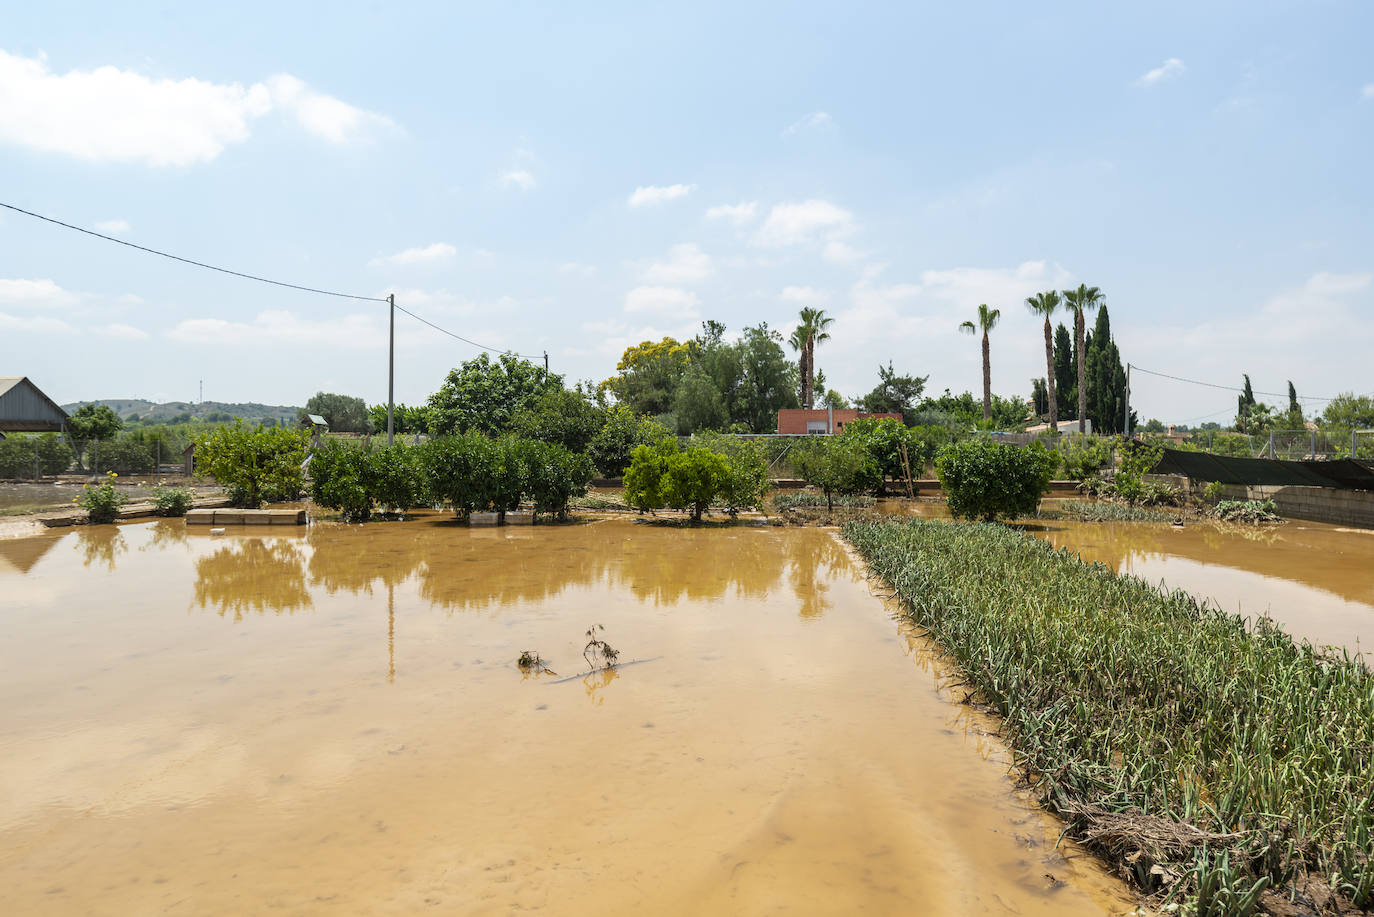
[1026,513,1374,651]
[0,516,1131,915]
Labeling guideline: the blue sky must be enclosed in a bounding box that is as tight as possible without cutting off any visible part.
[2,0,1371,424]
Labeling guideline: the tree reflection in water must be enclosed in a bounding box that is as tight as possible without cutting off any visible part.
[139,519,189,553]
[786,530,850,619]
[193,539,312,619]
[73,526,127,572]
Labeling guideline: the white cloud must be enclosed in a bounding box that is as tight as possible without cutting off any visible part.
[780,285,827,304]
[0,278,79,308]
[823,240,865,264]
[1362,84,1374,100]
[115,293,143,305]
[94,218,130,234]
[642,243,713,284]
[753,199,856,248]
[100,323,148,340]
[0,312,76,333]
[368,243,457,267]
[628,184,694,208]
[167,310,383,348]
[782,111,833,136]
[705,201,758,225]
[624,285,700,319]
[1136,58,1186,86]
[498,169,536,190]
[0,51,391,167]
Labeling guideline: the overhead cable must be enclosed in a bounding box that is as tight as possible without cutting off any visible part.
[1131,364,1338,402]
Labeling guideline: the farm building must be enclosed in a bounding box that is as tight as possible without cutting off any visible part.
[776,408,902,435]
[0,377,69,435]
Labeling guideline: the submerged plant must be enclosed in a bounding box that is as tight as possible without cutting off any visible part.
[516,650,555,675]
[583,624,620,671]
[1209,499,1282,524]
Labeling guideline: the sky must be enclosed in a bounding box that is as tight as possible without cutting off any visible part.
[2,0,1372,425]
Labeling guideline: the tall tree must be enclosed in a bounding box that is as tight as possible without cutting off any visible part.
[737,323,799,432]
[1024,291,1061,432]
[856,362,928,424]
[1084,306,1135,434]
[959,304,1001,420]
[1053,323,1075,417]
[427,353,563,436]
[1062,284,1103,432]
[790,307,834,410]
[299,392,369,433]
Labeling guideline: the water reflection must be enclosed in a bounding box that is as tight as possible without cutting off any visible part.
[193,539,312,619]
[73,527,127,571]
[139,519,190,553]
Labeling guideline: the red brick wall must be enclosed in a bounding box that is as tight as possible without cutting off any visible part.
[776,409,902,434]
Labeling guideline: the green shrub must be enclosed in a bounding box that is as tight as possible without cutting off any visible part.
[773,491,875,510]
[695,433,770,513]
[0,437,36,478]
[839,417,935,494]
[517,440,595,520]
[660,447,730,522]
[622,438,678,513]
[308,439,373,521]
[1111,437,1164,504]
[1201,480,1227,503]
[150,485,195,517]
[76,471,126,524]
[934,438,1054,521]
[194,423,310,508]
[792,437,881,510]
[588,405,671,477]
[1211,499,1282,523]
[421,433,497,516]
[367,443,426,515]
[1056,435,1112,480]
[90,436,155,474]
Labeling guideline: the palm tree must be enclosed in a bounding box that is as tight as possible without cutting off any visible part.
[1062,284,1103,433]
[959,304,1001,421]
[1024,290,1061,433]
[791,307,834,409]
[788,325,810,407]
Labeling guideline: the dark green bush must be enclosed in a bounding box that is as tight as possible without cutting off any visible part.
[660,447,730,522]
[150,485,195,517]
[839,417,934,493]
[90,436,155,474]
[308,440,373,521]
[934,438,1054,521]
[587,405,670,477]
[516,439,595,519]
[695,433,770,513]
[367,443,426,515]
[194,423,310,508]
[622,438,679,514]
[420,433,497,516]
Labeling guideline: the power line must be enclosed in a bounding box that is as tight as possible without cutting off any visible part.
[1131,364,1338,402]
[1,200,388,303]
[2,199,542,359]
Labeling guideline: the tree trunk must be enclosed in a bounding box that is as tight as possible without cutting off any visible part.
[981,332,992,420]
[1075,310,1087,433]
[803,337,815,409]
[1043,318,1058,433]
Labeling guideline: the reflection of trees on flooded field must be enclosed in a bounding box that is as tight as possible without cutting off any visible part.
[582,666,618,705]
[307,525,418,595]
[193,539,312,619]
[139,519,189,553]
[603,529,790,605]
[74,527,127,571]
[785,531,849,619]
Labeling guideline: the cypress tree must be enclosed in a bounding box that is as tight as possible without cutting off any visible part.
[1053,323,1075,418]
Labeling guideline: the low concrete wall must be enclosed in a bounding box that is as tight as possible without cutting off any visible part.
[1218,484,1374,529]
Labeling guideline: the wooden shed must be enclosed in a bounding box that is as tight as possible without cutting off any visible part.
[0,377,69,434]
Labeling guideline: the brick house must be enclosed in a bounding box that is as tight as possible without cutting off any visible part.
[776,408,903,435]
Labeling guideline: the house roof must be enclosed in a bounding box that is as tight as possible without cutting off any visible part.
[0,377,70,432]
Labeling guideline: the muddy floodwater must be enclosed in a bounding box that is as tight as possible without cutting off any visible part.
[0,516,1131,915]
[1025,513,1374,652]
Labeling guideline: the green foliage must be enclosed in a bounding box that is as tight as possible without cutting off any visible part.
[515,439,594,519]
[1056,435,1112,480]
[1084,306,1135,434]
[671,365,729,433]
[1112,436,1164,504]
[194,423,310,508]
[844,518,1374,912]
[67,402,123,444]
[792,437,881,510]
[1036,499,1177,523]
[587,405,670,477]
[601,337,695,417]
[839,417,936,493]
[1053,323,1076,418]
[510,387,606,453]
[913,388,1028,430]
[855,361,928,424]
[772,491,875,509]
[1320,392,1374,430]
[1201,481,1227,503]
[150,485,195,517]
[367,403,432,435]
[308,440,373,521]
[622,438,679,514]
[695,433,770,513]
[660,447,731,522]
[368,443,426,514]
[1210,499,1282,523]
[934,438,1054,521]
[0,433,72,478]
[76,471,126,524]
[90,436,156,473]
[300,392,370,433]
[428,353,563,436]
[421,433,498,516]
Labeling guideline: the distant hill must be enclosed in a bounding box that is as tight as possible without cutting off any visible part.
[60,399,302,426]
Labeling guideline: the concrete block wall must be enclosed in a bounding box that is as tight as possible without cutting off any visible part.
[1222,484,1374,528]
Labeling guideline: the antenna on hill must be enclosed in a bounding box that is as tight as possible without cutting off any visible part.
[199,379,203,405]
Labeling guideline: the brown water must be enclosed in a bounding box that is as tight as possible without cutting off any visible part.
[1024,516,1374,652]
[0,516,1131,915]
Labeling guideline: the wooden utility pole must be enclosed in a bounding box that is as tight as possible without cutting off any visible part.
[387,293,395,446]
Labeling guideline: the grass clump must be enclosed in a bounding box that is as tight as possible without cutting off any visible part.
[1037,500,1178,523]
[1210,499,1283,524]
[843,518,1373,914]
